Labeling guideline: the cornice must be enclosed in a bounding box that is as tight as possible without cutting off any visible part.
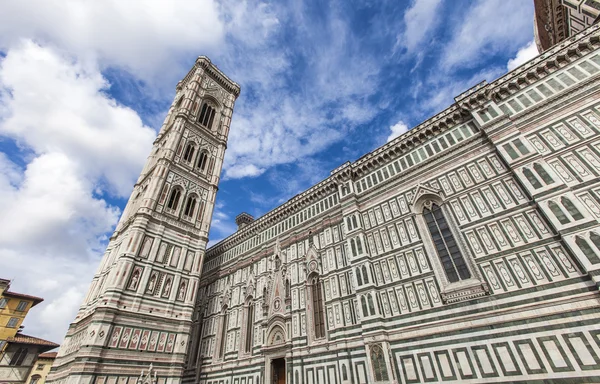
[459,24,600,110]
[178,56,241,99]
[205,25,600,259]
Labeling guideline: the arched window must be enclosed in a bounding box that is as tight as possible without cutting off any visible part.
[576,236,600,264]
[182,143,195,162]
[590,232,600,251]
[534,163,554,184]
[361,296,368,317]
[197,151,208,171]
[356,268,363,286]
[295,371,299,384]
[245,301,254,354]
[367,294,376,316]
[352,216,358,229]
[561,197,584,220]
[350,239,357,257]
[362,265,369,284]
[30,375,41,384]
[9,348,27,366]
[219,307,228,359]
[183,195,197,217]
[423,203,471,283]
[370,345,389,382]
[166,188,182,210]
[342,364,348,381]
[198,103,216,128]
[524,168,543,189]
[549,201,570,224]
[356,237,364,254]
[310,276,325,339]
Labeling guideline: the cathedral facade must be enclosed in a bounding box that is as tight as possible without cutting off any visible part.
[48,24,600,384]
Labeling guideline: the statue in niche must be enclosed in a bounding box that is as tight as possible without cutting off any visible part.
[129,270,140,290]
[163,279,172,297]
[275,256,281,270]
[178,282,186,301]
[147,274,156,293]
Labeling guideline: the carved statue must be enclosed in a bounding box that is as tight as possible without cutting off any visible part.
[178,283,186,301]
[147,274,156,292]
[129,270,140,290]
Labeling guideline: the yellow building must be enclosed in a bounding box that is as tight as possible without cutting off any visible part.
[0,278,58,384]
[0,278,44,349]
[24,352,57,384]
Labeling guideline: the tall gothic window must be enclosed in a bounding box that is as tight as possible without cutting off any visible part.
[182,143,195,162]
[361,296,368,317]
[167,188,182,210]
[311,276,325,339]
[549,201,570,224]
[356,268,363,285]
[219,308,228,359]
[197,151,208,171]
[183,196,197,217]
[361,265,369,284]
[423,203,470,283]
[370,344,389,382]
[524,168,543,189]
[576,236,600,264]
[245,301,254,354]
[561,197,584,220]
[534,163,554,184]
[199,103,216,128]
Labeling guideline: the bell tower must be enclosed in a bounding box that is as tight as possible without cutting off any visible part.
[47,57,240,384]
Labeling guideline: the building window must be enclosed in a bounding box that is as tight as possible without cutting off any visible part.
[183,196,197,217]
[561,197,584,220]
[423,203,471,283]
[576,236,600,264]
[182,143,195,162]
[30,375,41,384]
[533,163,553,184]
[166,188,182,210]
[0,298,8,309]
[342,364,348,381]
[9,347,27,366]
[197,151,208,171]
[16,301,28,312]
[362,265,369,284]
[7,317,19,328]
[198,103,216,129]
[219,308,228,359]
[245,302,254,354]
[361,296,368,317]
[310,276,325,339]
[524,168,543,189]
[367,293,376,316]
[37,364,45,370]
[356,268,363,285]
[549,201,570,224]
[370,344,389,382]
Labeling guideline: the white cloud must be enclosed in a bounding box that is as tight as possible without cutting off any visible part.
[507,40,538,71]
[441,0,533,70]
[0,0,225,86]
[0,40,156,197]
[0,41,154,343]
[220,2,381,179]
[387,121,410,142]
[396,0,443,53]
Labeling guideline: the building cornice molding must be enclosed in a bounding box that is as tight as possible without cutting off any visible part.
[178,56,241,99]
[206,25,600,260]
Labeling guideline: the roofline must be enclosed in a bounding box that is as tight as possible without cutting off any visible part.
[3,291,44,306]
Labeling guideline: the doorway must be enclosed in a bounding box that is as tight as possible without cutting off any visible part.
[272,358,286,384]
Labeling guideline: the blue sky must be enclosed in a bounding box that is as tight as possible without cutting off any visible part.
[0,0,538,343]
